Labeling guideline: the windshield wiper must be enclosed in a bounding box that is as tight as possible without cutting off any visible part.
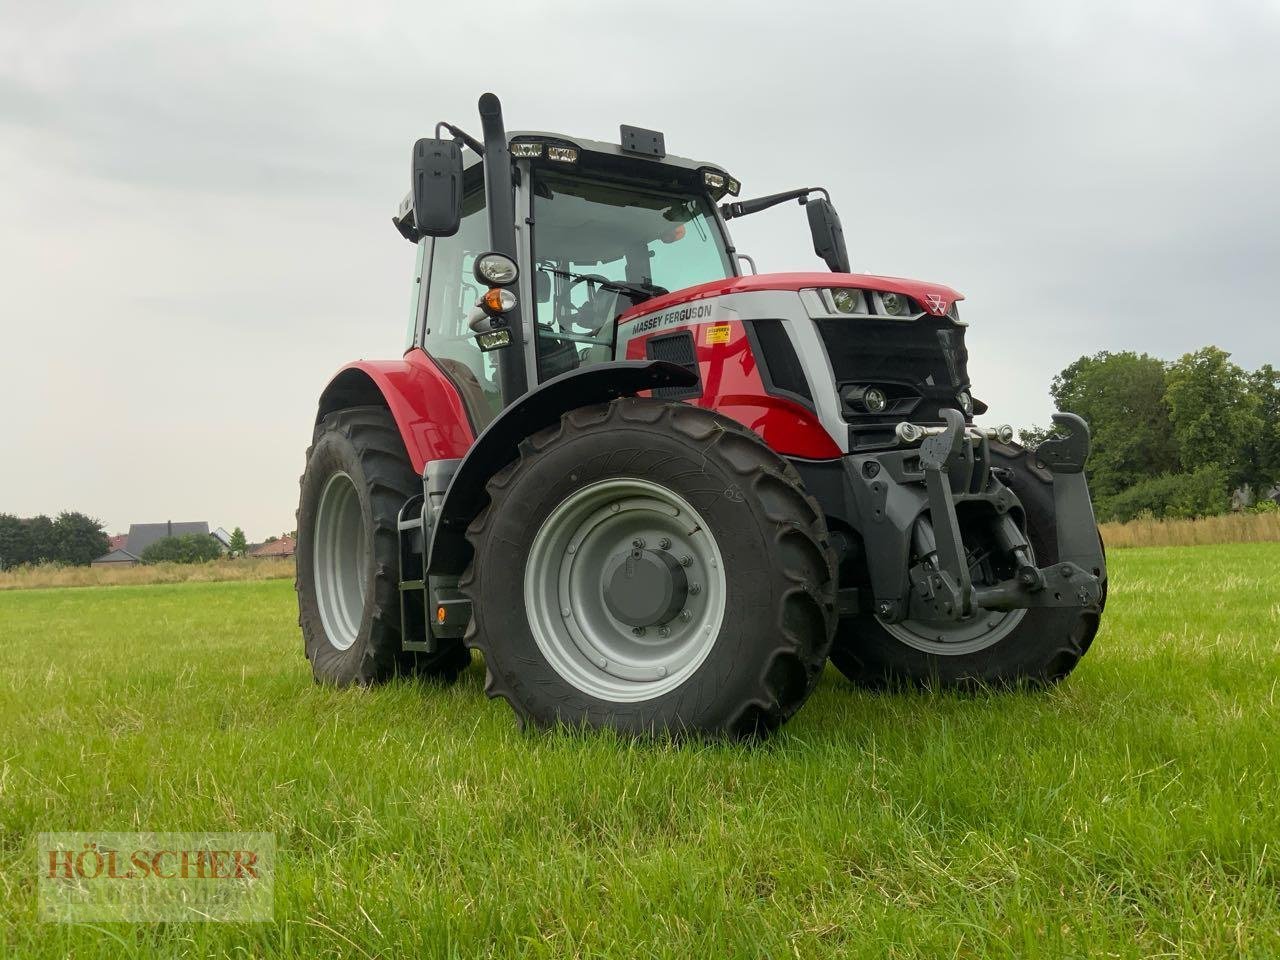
[542,268,668,304]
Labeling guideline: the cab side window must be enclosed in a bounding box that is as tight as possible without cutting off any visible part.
[422,188,503,427]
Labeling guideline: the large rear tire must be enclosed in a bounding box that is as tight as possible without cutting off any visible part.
[830,442,1102,689]
[296,406,470,686]
[462,398,837,738]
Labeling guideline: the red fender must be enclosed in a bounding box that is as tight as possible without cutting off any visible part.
[316,349,475,473]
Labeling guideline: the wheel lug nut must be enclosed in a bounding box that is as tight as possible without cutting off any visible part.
[632,626,645,637]
[632,537,645,549]
[659,537,672,549]
[679,610,692,622]
[689,583,701,595]
[658,626,670,638]
[680,555,692,567]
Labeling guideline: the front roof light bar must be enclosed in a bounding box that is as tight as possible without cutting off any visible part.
[510,138,580,164]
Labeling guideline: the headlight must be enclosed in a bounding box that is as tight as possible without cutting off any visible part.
[475,328,511,352]
[474,252,519,286]
[844,384,888,414]
[957,390,974,416]
[831,289,863,314]
[880,292,910,317]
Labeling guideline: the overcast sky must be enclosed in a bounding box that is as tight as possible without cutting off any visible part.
[2,0,1277,539]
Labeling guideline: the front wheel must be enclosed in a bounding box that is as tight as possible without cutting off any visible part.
[830,442,1103,689]
[462,398,837,738]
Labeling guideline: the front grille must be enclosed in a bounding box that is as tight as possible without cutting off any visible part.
[815,316,968,391]
[814,316,972,443]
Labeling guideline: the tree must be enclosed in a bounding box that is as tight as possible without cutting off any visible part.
[50,511,109,566]
[0,514,32,570]
[229,527,248,556]
[1243,364,1280,490]
[1164,347,1261,487]
[25,515,56,564]
[141,534,225,565]
[1048,351,1179,500]
[1096,464,1229,522]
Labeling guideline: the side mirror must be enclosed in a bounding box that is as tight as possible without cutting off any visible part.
[410,138,463,237]
[806,198,851,273]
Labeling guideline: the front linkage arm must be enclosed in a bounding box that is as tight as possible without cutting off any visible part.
[904,410,1106,623]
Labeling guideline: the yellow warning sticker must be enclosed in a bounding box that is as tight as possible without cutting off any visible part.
[704,323,732,345]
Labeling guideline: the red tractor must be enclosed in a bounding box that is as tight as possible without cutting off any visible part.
[297,93,1106,738]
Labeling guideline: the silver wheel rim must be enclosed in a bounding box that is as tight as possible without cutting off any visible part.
[523,478,728,702]
[313,471,368,651]
[879,527,1032,656]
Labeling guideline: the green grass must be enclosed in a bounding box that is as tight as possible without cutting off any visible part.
[2,544,1278,958]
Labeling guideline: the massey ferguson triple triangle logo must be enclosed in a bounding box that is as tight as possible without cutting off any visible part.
[925,294,947,314]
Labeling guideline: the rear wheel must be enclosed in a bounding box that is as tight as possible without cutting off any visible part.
[296,406,470,686]
[830,443,1102,688]
[463,398,837,738]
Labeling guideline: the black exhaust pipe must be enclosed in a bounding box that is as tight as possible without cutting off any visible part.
[478,92,529,403]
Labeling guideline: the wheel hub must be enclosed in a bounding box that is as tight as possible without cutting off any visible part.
[602,547,689,627]
[523,478,727,702]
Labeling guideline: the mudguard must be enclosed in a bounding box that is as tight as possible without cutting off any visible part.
[315,350,475,471]
[426,359,698,576]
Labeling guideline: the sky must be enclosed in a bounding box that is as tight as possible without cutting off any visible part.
[2,0,1277,540]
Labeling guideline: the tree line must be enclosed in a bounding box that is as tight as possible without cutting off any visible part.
[1021,347,1279,522]
[0,512,109,569]
[0,514,253,569]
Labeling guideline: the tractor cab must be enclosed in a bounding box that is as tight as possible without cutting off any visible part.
[395,123,755,427]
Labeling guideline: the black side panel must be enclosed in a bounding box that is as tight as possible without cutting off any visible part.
[645,331,703,400]
[743,318,815,409]
[427,360,698,576]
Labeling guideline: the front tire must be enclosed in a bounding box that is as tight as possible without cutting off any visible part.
[830,442,1103,689]
[296,406,470,686]
[463,398,837,738]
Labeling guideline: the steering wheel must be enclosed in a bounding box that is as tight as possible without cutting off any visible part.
[567,273,612,293]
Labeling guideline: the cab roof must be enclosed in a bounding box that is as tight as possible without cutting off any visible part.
[398,130,737,230]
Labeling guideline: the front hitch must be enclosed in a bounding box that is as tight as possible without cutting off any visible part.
[898,408,1105,623]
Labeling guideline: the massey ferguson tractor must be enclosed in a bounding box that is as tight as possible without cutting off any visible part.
[296,93,1106,738]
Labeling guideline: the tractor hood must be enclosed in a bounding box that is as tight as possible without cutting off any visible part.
[617,272,964,323]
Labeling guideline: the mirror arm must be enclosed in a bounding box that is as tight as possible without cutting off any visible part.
[720,186,829,221]
[436,121,484,157]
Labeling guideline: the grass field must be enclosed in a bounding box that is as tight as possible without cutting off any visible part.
[2,544,1277,958]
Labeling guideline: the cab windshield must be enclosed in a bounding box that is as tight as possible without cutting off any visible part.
[530,172,733,380]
